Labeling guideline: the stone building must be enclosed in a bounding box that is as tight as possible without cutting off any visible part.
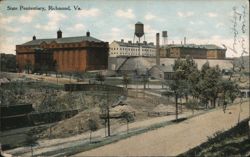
[149,64,173,80]
[109,40,156,57]
[16,30,109,73]
[160,44,226,59]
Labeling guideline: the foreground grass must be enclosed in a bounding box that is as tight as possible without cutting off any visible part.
[179,118,250,157]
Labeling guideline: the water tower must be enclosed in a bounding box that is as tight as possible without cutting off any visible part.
[133,22,145,44]
[162,31,168,46]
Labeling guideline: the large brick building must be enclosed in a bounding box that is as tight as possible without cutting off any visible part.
[16,30,109,73]
[160,44,226,59]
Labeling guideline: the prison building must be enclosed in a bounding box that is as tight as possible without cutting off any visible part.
[16,30,109,73]
[109,39,156,57]
[160,44,226,59]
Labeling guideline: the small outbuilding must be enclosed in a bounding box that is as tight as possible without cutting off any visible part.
[149,64,174,80]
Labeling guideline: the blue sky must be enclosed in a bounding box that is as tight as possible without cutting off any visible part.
[0,0,249,57]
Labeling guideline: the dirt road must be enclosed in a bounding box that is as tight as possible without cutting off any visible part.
[5,110,193,156]
[75,101,250,156]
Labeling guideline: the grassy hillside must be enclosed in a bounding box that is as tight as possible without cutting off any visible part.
[179,119,250,156]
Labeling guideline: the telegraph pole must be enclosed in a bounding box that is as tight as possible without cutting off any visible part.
[106,91,110,136]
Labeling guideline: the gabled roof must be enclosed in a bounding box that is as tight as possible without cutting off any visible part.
[150,64,173,72]
[165,44,225,50]
[21,36,103,46]
[136,21,143,24]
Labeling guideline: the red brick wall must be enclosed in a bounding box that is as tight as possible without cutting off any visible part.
[16,41,109,73]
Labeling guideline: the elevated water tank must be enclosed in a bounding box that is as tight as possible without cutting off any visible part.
[135,22,144,38]
[162,31,168,37]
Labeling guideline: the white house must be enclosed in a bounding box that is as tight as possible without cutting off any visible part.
[109,39,156,57]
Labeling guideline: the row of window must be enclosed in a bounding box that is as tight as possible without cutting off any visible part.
[110,52,155,56]
[40,42,103,48]
[110,47,155,52]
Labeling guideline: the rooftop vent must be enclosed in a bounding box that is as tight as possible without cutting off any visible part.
[86,31,90,37]
[57,29,62,38]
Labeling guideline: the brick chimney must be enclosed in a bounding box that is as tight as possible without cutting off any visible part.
[156,33,160,66]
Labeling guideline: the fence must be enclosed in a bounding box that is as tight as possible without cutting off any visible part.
[64,84,127,95]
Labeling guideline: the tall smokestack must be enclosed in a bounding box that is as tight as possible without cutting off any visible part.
[156,33,160,66]
[184,37,186,45]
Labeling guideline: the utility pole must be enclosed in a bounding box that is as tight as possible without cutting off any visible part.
[106,91,111,136]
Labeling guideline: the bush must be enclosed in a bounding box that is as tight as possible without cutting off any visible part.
[121,112,134,122]
[186,99,200,111]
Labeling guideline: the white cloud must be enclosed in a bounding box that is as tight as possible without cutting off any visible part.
[0,44,15,54]
[111,27,121,33]
[189,20,204,25]
[144,25,157,34]
[0,16,15,25]
[128,24,134,30]
[177,11,194,18]
[66,23,85,32]
[2,26,21,32]
[145,13,156,20]
[115,9,135,19]
[143,25,159,43]
[48,11,67,22]
[76,8,100,17]
[106,27,123,42]
[0,15,19,33]
[207,12,218,18]
[35,11,67,31]
[0,37,17,54]
[144,13,164,21]
[19,11,38,23]
[215,22,224,28]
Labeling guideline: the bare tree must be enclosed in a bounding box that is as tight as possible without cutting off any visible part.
[95,73,105,84]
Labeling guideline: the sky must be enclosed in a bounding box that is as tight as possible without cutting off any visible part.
[0,0,249,57]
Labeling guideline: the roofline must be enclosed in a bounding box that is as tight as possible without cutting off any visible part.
[20,35,107,46]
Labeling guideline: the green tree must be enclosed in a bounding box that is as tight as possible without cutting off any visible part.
[98,91,113,137]
[95,73,105,84]
[218,79,240,106]
[121,112,134,133]
[24,60,33,74]
[0,53,16,72]
[198,63,221,108]
[41,64,49,76]
[122,74,131,89]
[141,74,149,90]
[25,135,37,157]
[88,119,98,143]
[168,64,187,120]
[186,99,199,115]
[172,56,198,102]
[53,60,59,84]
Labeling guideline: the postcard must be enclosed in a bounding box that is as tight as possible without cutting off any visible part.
[0,0,249,156]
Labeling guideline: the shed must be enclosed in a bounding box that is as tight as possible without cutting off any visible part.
[149,64,174,80]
